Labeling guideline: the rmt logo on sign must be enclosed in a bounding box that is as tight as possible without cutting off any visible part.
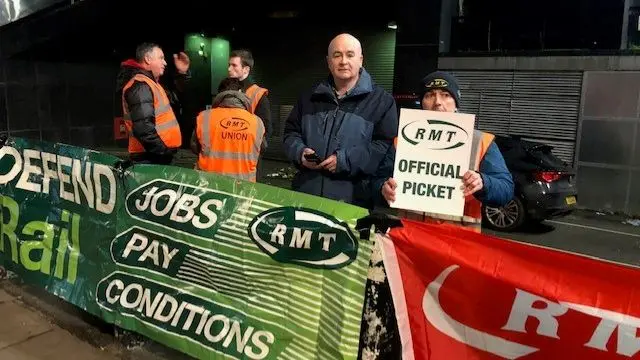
[400,119,469,150]
[248,207,358,269]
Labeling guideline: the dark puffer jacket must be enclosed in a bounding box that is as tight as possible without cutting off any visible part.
[283,68,398,208]
[115,59,189,164]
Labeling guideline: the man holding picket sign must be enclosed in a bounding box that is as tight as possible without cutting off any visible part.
[374,71,513,232]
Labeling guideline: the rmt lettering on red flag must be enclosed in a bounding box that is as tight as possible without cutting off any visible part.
[380,220,640,359]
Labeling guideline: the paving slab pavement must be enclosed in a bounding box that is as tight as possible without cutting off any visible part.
[0,289,117,360]
[0,278,194,360]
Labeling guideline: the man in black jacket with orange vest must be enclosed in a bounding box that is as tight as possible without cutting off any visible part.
[116,42,191,165]
[228,50,271,180]
[227,50,271,145]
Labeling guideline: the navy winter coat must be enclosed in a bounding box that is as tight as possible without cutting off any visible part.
[283,69,398,208]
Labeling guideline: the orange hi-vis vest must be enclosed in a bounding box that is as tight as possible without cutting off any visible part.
[397,130,495,233]
[244,84,268,114]
[195,107,265,182]
[121,73,182,154]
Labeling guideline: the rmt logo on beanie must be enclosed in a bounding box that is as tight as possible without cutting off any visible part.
[420,71,461,107]
[427,78,449,88]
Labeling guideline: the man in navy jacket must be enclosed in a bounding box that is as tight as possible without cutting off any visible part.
[373,71,514,217]
[283,33,398,208]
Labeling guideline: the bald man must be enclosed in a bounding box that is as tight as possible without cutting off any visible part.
[283,33,398,209]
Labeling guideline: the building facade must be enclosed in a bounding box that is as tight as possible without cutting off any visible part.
[1,0,639,215]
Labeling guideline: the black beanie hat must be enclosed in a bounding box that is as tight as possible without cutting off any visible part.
[420,71,461,107]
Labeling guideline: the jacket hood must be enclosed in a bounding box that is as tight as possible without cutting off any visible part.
[116,59,153,92]
[213,90,250,110]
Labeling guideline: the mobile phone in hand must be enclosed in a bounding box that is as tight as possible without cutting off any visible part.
[304,153,322,164]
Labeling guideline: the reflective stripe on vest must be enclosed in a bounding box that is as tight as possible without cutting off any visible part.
[244,84,268,114]
[122,73,181,154]
[196,108,265,182]
[398,130,495,233]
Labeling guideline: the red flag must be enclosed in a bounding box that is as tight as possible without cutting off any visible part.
[380,219,640,359]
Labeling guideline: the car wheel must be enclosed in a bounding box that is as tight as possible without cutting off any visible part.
[483,197,526,232]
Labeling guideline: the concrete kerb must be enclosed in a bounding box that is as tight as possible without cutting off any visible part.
[0,277,191,360]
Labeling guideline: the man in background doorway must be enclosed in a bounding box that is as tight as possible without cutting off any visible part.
[228,50,271,179]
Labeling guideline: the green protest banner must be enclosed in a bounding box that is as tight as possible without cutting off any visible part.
[0,137,372,360]
[0,137,119,308]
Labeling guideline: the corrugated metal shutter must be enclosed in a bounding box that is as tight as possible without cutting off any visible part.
[447,70,582,165]
[249,32,328,161]
[361,31,396,92]
[267,104,293,160]
[478,93,511,136]
[452,71,512,136]
[521,137,576,166]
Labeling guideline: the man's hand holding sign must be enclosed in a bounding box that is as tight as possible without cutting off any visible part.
[381,170,482,201]
[462,170,483,196]
[376,71,513,231]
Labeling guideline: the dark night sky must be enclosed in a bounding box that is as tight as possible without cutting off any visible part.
[457,0,626,51]
[0,0,629,61]
[1,0,397,61]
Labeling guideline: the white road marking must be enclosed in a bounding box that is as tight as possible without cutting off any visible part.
[548,220,640,238]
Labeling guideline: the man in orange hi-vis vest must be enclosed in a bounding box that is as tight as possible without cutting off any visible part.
[227,50,271,148]
[117,42,189,165]
[190,78,265,182]
[373,71,514,232]
[228,50,271,179]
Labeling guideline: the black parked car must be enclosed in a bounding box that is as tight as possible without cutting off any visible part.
[482,135,578,232]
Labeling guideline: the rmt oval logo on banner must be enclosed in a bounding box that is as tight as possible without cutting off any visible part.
[401,119,469,150]
[248,207,358,269]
